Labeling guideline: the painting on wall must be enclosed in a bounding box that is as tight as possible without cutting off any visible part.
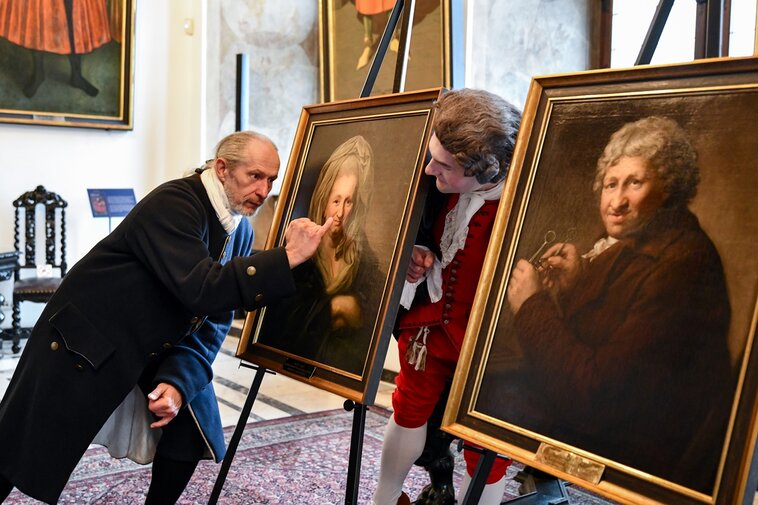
[237,88,441,404]
[318,0,461,102]
[0,0,135,129]
[442,57,758,504]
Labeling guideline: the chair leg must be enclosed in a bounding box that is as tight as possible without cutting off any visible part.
[11,300,21,354]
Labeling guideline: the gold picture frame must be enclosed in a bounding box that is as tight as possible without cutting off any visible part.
[443,57,758,504]
[0,0,135,129]
[237,88,442,404]
[318,0,461,102]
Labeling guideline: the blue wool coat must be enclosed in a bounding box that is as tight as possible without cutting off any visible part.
[0,173,295,504]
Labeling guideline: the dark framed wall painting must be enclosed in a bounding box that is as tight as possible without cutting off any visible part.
[237,88,442,404]
[442,57,758,504]
[318,0,462,102]
[0,0,135,129]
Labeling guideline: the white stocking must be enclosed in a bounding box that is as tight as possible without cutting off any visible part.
[372,415,427,505]
[457,473,507,505]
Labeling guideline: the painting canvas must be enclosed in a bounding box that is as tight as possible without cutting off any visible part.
[319,0,461,102]
[237,89,441,404]
[0,0,135,129]
[442,57,758,504]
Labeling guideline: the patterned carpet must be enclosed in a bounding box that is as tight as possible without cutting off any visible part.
[4,408,615,504]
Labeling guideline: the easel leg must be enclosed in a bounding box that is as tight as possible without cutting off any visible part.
[461,449,496,505]
[344,401,367,505]
[208,364,268,505]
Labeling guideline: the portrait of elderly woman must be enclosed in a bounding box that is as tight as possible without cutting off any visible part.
[258,135,378,375]
[503,116,734,492]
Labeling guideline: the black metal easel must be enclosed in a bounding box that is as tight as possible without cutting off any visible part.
[341,1,416,503]
[208,3,416,503]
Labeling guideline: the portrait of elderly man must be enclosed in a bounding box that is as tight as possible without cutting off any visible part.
[505,116,734,493]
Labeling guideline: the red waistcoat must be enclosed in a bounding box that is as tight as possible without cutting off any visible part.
[397,194,499,351]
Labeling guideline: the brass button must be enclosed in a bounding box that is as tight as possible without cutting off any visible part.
[246,266,257,276]
[74,363,84,371]
[190,316,199,324]
[162,342,172,349]
[254,293,264,302]
[50,341,59,351]
[148,352,158,358]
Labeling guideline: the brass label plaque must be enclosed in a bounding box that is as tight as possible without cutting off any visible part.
[535,443,605,485]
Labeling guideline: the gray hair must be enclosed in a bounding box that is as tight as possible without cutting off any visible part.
[594,116,700,207]
[200,131,278,171]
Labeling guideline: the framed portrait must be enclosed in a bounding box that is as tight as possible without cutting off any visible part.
[0,0,135,129]
[237,88,442,404]
[442,57,758,504]
[318,0,462,102]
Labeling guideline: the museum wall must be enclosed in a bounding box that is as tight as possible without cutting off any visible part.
[0,1,206,327]
[0,0,591,330]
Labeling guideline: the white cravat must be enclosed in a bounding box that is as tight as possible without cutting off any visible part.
[400,180,504,309]
[582,236,619,262]
[199,168,242,234]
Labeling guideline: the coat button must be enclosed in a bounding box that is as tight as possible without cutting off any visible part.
[190,316,199,324]
[148,352,158,358]
[50,341,59,351]
[255,293,264,302]
[443,319,449,325]
[246,266,257,276]
[162,342,172,349]
[74,363,84,371]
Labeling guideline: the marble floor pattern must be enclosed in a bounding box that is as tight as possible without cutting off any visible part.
[0,320,394,429]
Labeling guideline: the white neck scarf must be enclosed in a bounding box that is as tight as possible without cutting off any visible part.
[400,179,504,309]
[582,236,619,262]
[200,168,243,234]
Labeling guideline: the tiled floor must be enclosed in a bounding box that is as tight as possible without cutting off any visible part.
[0,321,395,430]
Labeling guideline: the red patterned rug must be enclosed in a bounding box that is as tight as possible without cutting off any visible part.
[4,408,615,504]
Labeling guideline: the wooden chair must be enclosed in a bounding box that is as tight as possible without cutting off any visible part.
[11,186,67,353]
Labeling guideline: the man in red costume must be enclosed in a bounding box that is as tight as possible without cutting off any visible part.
[373,88,521,505]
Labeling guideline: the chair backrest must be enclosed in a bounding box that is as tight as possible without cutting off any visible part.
[13,185,68,279]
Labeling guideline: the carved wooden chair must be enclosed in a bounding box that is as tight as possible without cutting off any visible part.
[11,185,67,353]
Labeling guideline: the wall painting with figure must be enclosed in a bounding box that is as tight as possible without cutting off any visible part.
[319,0,461,102]
[238,88,442,404]
[0,0,135,129]
[442,57,758,504]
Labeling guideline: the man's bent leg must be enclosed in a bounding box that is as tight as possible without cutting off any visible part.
[373,415,427,505]
[457,473,508,505]
[457,445,511,505]
[145,454,199,505]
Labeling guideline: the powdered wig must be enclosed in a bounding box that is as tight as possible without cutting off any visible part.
[432,88,521,184]
[594,116,700,208]
[309,135,374,294]
[201,131,278,171]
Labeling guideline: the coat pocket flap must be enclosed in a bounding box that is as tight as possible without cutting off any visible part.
[49,303,115,370]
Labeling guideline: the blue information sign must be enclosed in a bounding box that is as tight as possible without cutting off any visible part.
[87,189,137,218]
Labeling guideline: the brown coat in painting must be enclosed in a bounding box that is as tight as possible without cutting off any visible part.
[513,208,733,493]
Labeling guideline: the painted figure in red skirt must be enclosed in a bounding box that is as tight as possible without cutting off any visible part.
[372,88,521,505]
[0,0,111,97]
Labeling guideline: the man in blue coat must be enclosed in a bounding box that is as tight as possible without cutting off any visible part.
[0,131,332,504]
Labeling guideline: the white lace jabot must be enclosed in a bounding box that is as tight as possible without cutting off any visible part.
[400,180,504,309]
